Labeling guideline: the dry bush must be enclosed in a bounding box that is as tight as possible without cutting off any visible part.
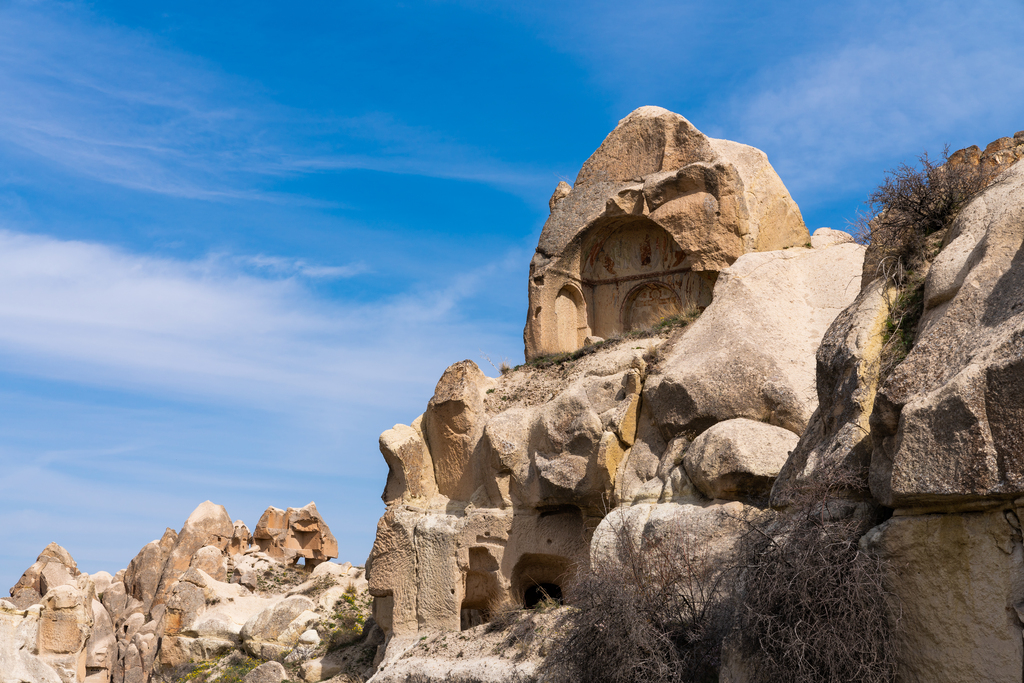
[543,516,735,683]
[853,146,997,275]
[738,464,901,683]
[851,147,998,382]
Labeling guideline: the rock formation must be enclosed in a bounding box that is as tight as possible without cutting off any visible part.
[366,107,865,670]
[366,111,1024,683]
[6,503,375,683]
[524,106,808,359]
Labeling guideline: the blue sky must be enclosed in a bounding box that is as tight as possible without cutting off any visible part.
[1,0,1022,587]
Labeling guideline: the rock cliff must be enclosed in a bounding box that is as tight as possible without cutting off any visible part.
[366,108,1024,683]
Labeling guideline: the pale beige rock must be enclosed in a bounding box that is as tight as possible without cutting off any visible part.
[645,243,865,439]
[84,600,114,681]
[153,502,233,608]
[240,595,315,648]
[683,418,798,502]
[862,507,1024,682]
[0,601,63,683]
[99,582,127,628]
[422,360,490,502]
[380,422,438,504]
[525,106,807,359]
[809,227,853,249]
[37,584,93,683]
[772,278,891,508]
[243,660,286,683]
[88,573,112,599]
[190,545,228,583]
[869,160,1024,508]
[123,536,168,615]
[591,501,757,571]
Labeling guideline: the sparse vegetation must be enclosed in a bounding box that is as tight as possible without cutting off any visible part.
[168,653,265,683]
[542,514,734,683]
[852,146,998,381]
[317,591,372,653]
[738,465,901,683]
[522,308,702,371]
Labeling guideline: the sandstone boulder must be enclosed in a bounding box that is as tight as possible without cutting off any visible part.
[190,545,228,583]
[645,241,864,439]
[252,502,338,568]
[771,277,891,508]
[240,595,318,659]
[683,418,798,502]
[869,159,1024,508]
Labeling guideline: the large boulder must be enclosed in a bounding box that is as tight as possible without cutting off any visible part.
[240,595,318,660]
[645,239,865,439]
[683,418,798,503]
[525,106,808,359]
[252,502,338,568]
[869,159,1024,508]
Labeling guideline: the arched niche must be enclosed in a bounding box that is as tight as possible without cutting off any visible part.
[578,215,714,337]
[510,553,572,608]
[554,285,587,353]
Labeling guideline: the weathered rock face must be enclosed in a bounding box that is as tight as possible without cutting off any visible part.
[644,240,865,439]
[771,277,892,508]
[863,506,1024,683]
[368,236,861,645]
[252,502,338,568]
[869,159,1024,509]
[524,106,808,359]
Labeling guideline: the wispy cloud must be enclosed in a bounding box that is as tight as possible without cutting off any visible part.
[231,254,371,280]
[0,228,519,411]
[0,2,549,201]
[722,0,1024,196]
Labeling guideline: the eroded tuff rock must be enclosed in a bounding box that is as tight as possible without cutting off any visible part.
[869,158,1024,509]
[369,229,862,649]
[525,106,809,359]
[8,503,370,683]
[252,502,338,569]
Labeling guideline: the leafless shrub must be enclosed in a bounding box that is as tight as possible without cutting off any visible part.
[852,146,996,275]
[738,464,901,683]
[543,515,735,683]
[851,147,997,383]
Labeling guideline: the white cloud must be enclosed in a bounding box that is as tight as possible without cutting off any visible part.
[0,228,519,411]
